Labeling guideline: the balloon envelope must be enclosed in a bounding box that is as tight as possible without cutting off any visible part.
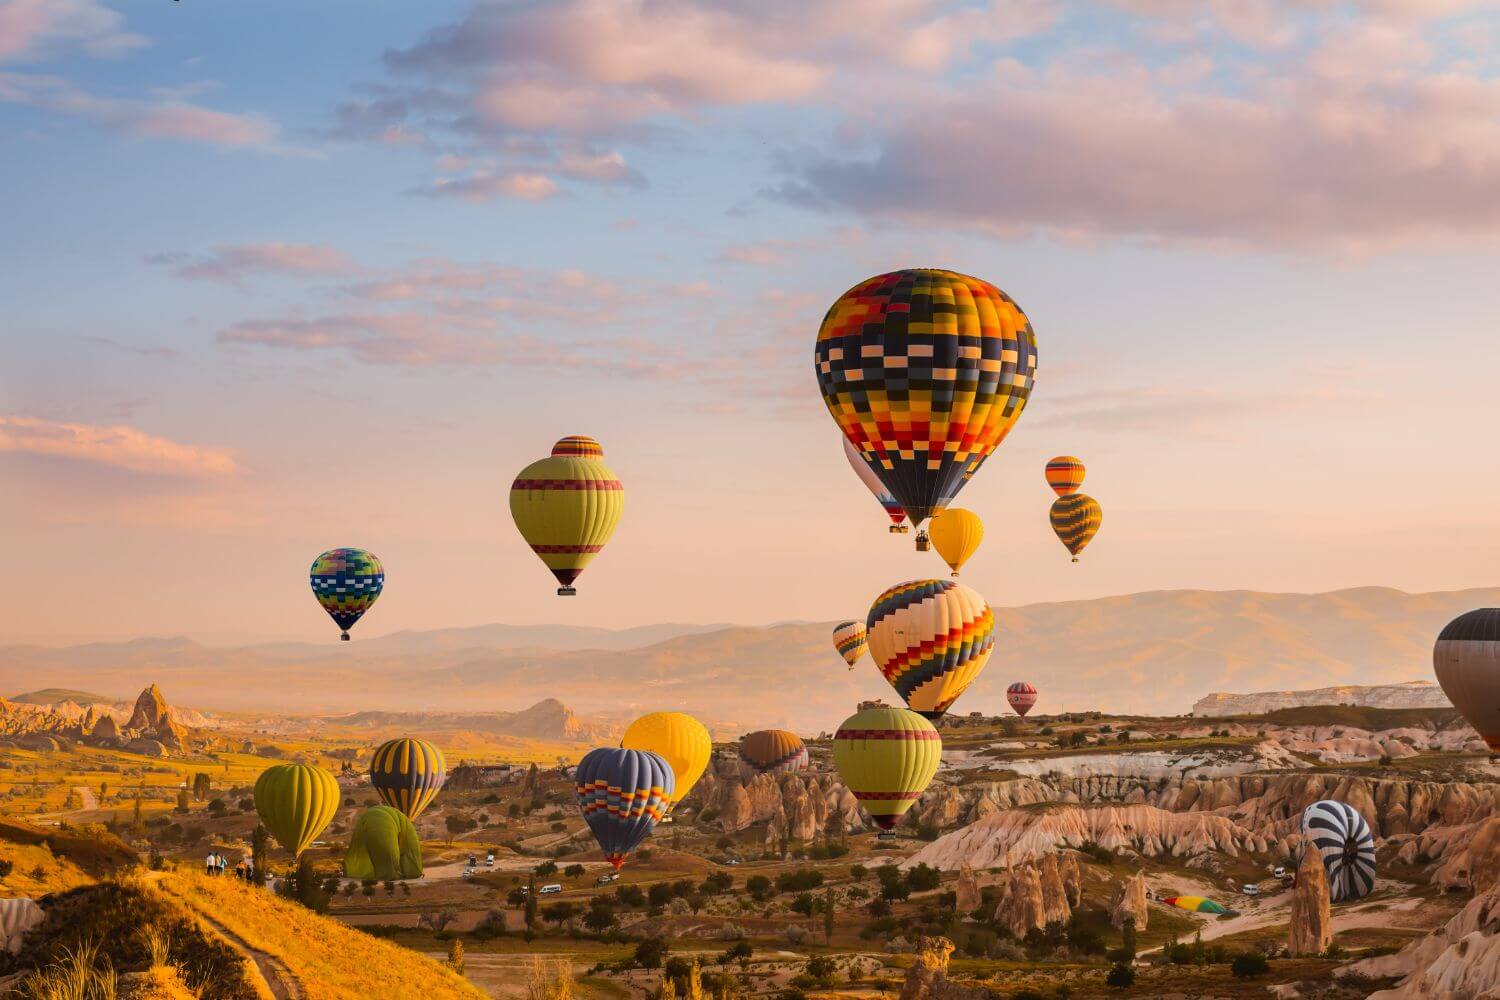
[1162,896,1227,915]
[843,437,907,531]
[867,579,996,719]
[575,748,673,870]
[254,763,339,859]
[344,805,423,882]
[1301,800,1376,903]
[370,738,446,820]
[815,269,1038,529]
[310,548,384,640]
[1049,494,1102,561]
[622,712,711,810]
[1006,681,1038,717]
[928,508,983,576]
[1434,608,1500,751]
[1045,456,1086,496]
[832,707,941,830]
[739,730,808,773]
[833,620,868,669]
[510,436,623,595]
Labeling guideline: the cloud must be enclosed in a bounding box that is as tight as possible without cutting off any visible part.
[0,416,238,478]
[85,336,179,359]
[0,0,145,63]
[160,243,355,283]
[774,39,1500,251]
[0,71,280,150]
[412,169,560,202]
[219,312,507,366]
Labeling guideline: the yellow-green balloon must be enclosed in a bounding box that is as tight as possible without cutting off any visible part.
[344,805,423,881]
[254,763,339,860]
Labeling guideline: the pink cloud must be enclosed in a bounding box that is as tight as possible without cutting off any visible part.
[168,243,354,283]
[0,416,238,479]
[0,0,144,63]
[414,170,561,202]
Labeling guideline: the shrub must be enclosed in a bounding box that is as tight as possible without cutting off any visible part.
[776,869,824,893]
[1231,953,1269,978]
[1105,963,1135,988]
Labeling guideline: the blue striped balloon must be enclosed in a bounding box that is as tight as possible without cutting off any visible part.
[575,748,674,870]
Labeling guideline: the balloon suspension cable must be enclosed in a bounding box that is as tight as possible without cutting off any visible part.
[557,586,577,596]
[340,631,350,641]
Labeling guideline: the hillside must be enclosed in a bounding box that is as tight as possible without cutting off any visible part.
[1193,680,1453,716]
[9,688,118,706]
[0,586,1493,728]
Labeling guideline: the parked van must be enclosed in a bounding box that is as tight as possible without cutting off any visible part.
[539,883,563,894]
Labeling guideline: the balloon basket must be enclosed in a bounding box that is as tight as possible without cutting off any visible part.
[557,586,577,596]
[1071,557,1079,564]
[340,632,350,642]
[876,830,898,840]
[915,532,930,552]
[890,525,909,534]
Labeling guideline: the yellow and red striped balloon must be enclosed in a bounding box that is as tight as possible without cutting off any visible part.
[866,579,996,720]
[833,707,941,830]
[510,436,623,595]
[833,620,868,669]
[1045,456,1085,496]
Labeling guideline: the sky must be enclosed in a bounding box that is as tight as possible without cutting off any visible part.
[3,0,1500,645]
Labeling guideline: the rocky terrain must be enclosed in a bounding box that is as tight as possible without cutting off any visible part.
[320,698,611,743]
[1194,680,1453,716]
[0,683,201,756]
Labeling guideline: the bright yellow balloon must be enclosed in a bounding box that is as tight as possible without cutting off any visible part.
[621,711,711,811]
[928,508,983,576]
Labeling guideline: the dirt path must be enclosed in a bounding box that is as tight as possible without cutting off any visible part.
[148,875,304,1000]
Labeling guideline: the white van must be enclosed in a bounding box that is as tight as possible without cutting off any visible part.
[539,883,563,894]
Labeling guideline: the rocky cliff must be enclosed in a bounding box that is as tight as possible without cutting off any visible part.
[1193,681,1452,717]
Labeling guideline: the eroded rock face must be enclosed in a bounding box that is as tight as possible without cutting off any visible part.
[1109,872,1147,932]
[126,684,171,731]
[1039,854,1070,926]
[993,865,1046,940]
[1289,847,1332,957]
[1341,876,1500,998]
[718,782,753,833]
[1060,852,1082,907]
[954,865,981,915]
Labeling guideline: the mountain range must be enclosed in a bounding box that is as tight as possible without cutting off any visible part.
[0,586,1490,732]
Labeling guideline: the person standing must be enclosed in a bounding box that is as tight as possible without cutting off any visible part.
[205,851,216,876]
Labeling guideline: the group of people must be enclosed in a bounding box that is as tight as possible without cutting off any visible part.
[204,851,259,883]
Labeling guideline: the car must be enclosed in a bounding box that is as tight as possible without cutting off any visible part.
[468,854,478,867]
[539,883,563,894]
[485,852,496,866]
[1273,866,1287,878]
[1241,884,1261,896]
[462,869,474,880]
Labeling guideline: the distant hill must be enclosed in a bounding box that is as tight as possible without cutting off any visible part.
[0,587,1491,729]
[321,697,610,742]
[1193,680,1453,717]
[10,687,119,705]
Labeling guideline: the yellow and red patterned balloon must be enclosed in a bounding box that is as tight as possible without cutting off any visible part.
[1050,493,1102,562]
[815,269,1037,536]
[833,707,941,830]
[1045,456,1085,496]
[510,436,623,595]
[833,620,868,669]
[867,579,996,719]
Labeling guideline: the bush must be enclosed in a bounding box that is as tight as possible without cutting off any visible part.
[776,869,824,892]
[698,807,719,823]
[1105,963,1135,988]
[1231,953,1269,978]
[905,863,940,892]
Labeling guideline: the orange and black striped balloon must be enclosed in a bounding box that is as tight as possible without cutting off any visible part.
[1045,456,1085,496]
[1049,493,1102,561]
[739,730,808,773]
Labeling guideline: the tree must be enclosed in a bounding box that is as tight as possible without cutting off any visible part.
[175,788,190,813]
[448,938,465,976]
[192,773,212,801]
[635,937,668,971]
[745,875,772,901]
[905,863,940,892]
[445,813,468,846]
[543,902,575,927]
[535,860,559,877]
[1105,963,1134,989]
[525,874,538,932]
[1230,953,1269,978]
[583,899,616,933]
[790,893,815,916]
[1120,917,1137,961]
[823,886,835,943]
[718,941,752,971]
[419,908,460,934]
[132,795,143,832]
[280,856,329,913]
[98,781,108,802]
[251,824,269,877]
[564,864,586,880]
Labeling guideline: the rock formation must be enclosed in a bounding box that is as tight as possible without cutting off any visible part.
[897,937,991,1000]
[126,684,171,731]
[1060,852,1082,907]
[1109,872,1147,932]
[1193,680,1452,717]
[993,865,1047,940]
[1038,854,1071,926]
[1289,847,1332,957]
[954,865,981,915]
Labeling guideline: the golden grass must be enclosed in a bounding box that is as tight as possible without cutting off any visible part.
[157,872,488,1000]
[0,839,96,894]
[119,965,196,1000]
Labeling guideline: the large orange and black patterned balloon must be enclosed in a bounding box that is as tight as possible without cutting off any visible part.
[815,269,1037,530]
[1049,493,1102,562]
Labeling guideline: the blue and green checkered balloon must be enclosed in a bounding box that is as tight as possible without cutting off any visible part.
[310,548,384,641]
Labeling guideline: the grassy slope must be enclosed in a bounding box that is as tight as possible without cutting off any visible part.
[158,873,488,1000]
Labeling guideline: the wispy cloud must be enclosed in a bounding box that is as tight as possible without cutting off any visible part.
[0,415,239,478]
[155,243,355,283]
[0,0,145,63]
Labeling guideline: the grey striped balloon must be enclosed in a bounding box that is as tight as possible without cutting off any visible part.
[1301,800,1376,903]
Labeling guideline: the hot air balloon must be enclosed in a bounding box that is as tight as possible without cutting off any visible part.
[370,738,446,820]
[1049,494,1101,562]
[867,579,996,720]
[310,548,384,641]
[815,269,1038,550]
[832,707,941,831]
[343,805,423,881]
[1045,456,1085,496]
[843,438,908,533]
[1301,800,1376,903]
[621,712,711,814]
[833,620,868,669]
[1006,681,1038,717]
[254,763,339,861]
[1160,895,1228,915]
[1434,609,1500,751]
[574,747,673,870]
[510,436,623,596]
[739,730,809,773]
[928,508,983,576]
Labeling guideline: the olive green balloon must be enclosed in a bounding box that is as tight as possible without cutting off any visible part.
[343,805,423,881]
[253,763,339,860]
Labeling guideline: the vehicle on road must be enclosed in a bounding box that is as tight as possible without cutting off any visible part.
[539,883,563,894]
